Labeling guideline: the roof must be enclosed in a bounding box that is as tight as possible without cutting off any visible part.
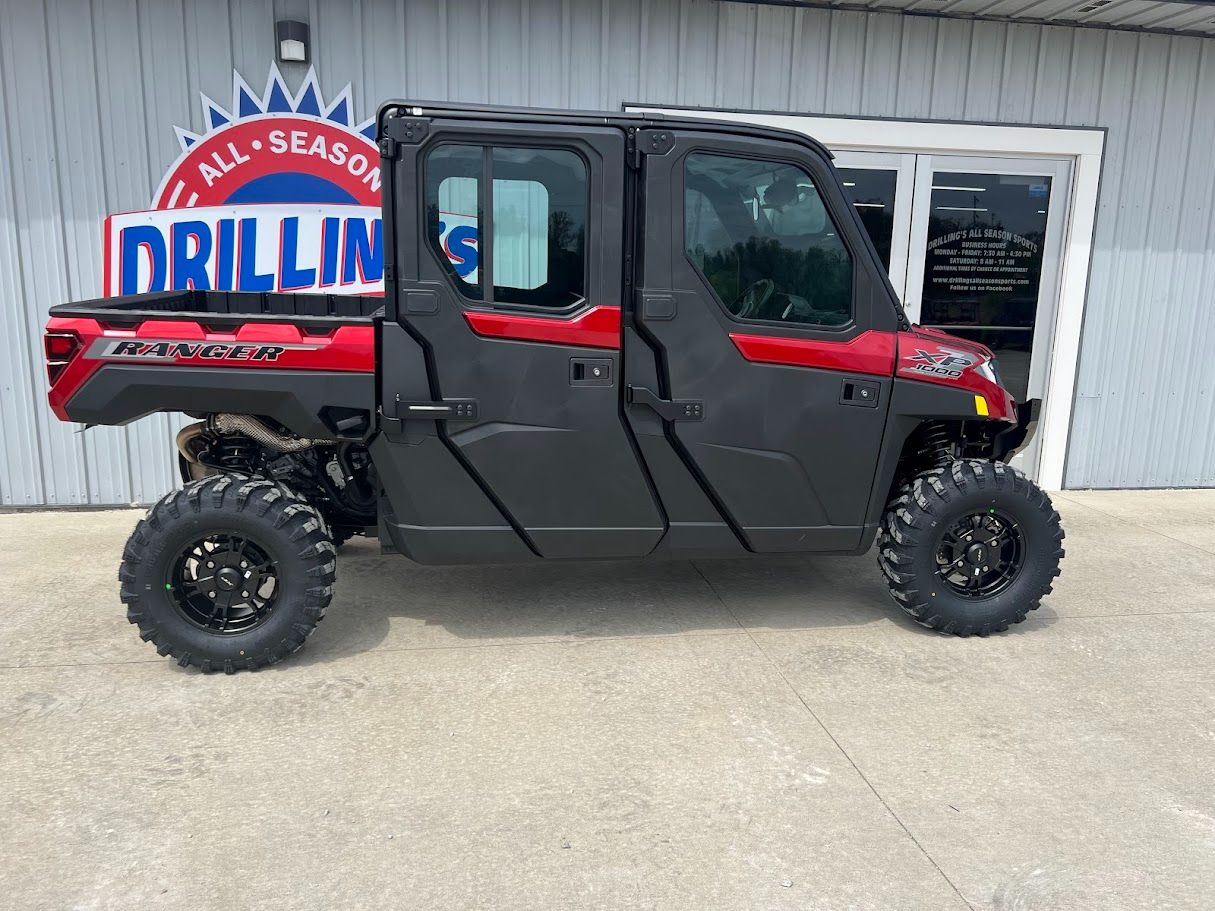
[740,0,1215,39]
[376,100,838,160]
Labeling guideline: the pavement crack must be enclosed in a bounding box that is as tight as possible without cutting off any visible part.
[689,559,977,911]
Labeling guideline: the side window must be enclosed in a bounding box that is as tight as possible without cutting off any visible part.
[425,144,587,309]
[428,145,483,295]
[684,152,853,327]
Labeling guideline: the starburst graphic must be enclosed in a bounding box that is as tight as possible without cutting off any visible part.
[172,63,376,152]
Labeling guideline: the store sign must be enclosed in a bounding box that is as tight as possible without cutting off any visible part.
[104,66,384,296]
[924,227,1041,296]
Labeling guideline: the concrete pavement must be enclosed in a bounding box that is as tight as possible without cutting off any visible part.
[1,490,1213,910]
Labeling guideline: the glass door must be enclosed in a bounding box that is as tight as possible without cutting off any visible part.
[834,151,916,301]
[904,156,1072,473]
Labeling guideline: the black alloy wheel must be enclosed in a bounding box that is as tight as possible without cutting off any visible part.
[934,510,1024,599]
[168,532,279,634]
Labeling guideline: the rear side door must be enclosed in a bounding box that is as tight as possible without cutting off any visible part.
[382,115,664,559]
[628,129,901,552]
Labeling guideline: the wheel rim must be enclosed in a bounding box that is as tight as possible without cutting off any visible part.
[167,532,279,634]
[934,510,1024,599]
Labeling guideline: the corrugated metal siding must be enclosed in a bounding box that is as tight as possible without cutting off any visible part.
[1,0,1213,503]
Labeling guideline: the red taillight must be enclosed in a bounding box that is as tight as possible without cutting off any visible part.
[44,331,81,384]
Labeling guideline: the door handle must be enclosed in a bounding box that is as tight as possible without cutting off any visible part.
[570,358,612,386]
[839,379,880,408]
[627,385,704,422]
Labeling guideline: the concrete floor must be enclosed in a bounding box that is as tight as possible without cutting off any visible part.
[1,490,1213,911]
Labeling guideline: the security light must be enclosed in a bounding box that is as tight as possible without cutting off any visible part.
[276,20,309,64]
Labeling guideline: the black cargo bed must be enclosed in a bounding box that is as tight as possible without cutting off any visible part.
[50,289,383,328]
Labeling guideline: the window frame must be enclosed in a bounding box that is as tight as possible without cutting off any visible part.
[678,146,860,335]
[422,140,592,317]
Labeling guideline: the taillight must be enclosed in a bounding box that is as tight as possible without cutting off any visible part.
[44,331,81,384]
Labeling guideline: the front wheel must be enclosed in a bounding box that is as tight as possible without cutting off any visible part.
[120,476,336,673]
[877,460,1064,636]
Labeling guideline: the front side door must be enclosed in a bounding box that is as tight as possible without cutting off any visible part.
[386,118,664,559]
[629,131,901,553]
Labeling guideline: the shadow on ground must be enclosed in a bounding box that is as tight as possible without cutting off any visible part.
[281,537,1058,669]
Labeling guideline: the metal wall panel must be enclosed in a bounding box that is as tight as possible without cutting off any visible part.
[1,0,1213,503]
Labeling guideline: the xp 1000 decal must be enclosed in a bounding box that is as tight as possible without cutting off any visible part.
[905,347,976,379]
[103,66,477,298]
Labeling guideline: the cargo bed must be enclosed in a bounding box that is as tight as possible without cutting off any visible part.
[44,289,379,433]
[49,289,383,328]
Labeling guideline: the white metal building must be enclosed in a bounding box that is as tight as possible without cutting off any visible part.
[3,0,1214,506]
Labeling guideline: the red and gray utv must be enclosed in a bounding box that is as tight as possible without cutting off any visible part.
[44,103,1062,673]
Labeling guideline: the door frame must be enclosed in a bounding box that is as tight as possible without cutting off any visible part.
[832,150,916,300]
[624,104,1105,492]
[904,154,1073,477]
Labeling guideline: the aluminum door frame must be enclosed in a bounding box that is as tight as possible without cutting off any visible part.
[903,154,1073,476]
[832,150,917,302]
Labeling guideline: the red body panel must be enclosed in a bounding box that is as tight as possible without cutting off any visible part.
[44,316,374,421]
[463,305,621,350]
[895,327,1016,421]
[725,324,1016,422]
[729,330,897,377]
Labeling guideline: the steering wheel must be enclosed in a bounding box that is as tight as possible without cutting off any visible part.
[733,278,775,319]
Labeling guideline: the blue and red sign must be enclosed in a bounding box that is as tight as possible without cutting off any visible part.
[104,66,385,296]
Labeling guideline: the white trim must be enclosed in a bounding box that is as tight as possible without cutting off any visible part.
[627,107,1105,491]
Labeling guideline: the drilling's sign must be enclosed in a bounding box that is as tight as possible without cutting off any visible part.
[104,66,384,296]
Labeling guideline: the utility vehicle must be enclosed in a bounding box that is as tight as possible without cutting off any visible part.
[44,103,1062,673]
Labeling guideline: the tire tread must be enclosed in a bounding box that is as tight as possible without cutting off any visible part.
[877,459,1064,637]
[120,475,335,673]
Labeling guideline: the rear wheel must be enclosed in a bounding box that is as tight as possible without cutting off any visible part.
[877,460,1064,636]
[120,476,335,673]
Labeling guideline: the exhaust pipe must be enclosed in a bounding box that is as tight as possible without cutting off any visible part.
[208,414,332,452]
[175,420,207,467]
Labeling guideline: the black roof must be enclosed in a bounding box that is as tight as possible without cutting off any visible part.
[375,99,835,160]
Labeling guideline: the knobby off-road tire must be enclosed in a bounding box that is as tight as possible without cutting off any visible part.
[877,459,1064,636]
[120,476,335,673]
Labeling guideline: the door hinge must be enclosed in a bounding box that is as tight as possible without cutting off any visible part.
[627,385,703,422]
[391,396,479,421]
[627,128,675,170]
[380,114,430,159]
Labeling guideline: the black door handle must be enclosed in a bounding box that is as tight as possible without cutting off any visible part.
[839,379,880,408]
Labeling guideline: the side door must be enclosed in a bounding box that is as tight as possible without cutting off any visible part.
[382,116,664,560]
[628,130,901,553]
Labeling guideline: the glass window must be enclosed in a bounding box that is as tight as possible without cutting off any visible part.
[684,152,852,327]
[427,145,483,296]
[838,167,897,271]
[919,171,1053,400]
[425,144,587,309]
[492,147,586,308]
